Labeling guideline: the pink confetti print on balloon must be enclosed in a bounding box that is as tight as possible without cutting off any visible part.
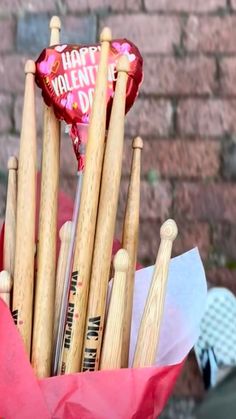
[112,42,136,62]
[61,93,74,110]
[81,114,89,124]
[39,55,56,75]
[113,42,131,53]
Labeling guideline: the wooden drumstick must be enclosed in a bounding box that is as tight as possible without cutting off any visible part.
[59,27,112,375]
[100,249,129,370]
[81,55,130,372]
[0,271,13,308]
[53,221,72,353]
[49,15,61,45]
[12,60,37,355]
[132,219,178,368]
[121,137,143,368]
[31,16,61,378]
[4,156,18,279]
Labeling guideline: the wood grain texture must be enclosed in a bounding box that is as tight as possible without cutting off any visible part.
[81,55,130,372]
[59,27,112,375]
[31,16,61,378]
[132,219,178,368]
[0,271,12,307]
[100,249,129,370]
[121,136,143,368]
[53,221,72,353]
[4,156,18,280]
[12,60,37,355]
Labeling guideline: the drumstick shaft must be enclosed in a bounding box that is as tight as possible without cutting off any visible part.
[100,249,129,370]
[4,156,18,279]
[121,137,143,367]
[12,61,37,355]
[53,221,72,354]
[59,28,112,375]
[31,16,61,378]
[132,219,178,368]
[81,56,130,372]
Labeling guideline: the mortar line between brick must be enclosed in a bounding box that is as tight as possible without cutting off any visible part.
[227,0,233,12]
[97,10,234,17]
[2,8,236,18]
[56,0,67,15]
[171,98,178,138]
[141,0,146,12]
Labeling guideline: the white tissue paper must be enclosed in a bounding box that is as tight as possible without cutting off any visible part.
[128,248,207,367]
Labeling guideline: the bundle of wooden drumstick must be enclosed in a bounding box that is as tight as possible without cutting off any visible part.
[0,17,178,379]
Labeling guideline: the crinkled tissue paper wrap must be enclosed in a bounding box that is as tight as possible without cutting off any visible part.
[0,241,206,419]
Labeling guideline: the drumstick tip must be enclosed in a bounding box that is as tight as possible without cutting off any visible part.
[0,271,12,294]
[160,219,178,242]
[133,137,143,150]
[50,16,61,31]
[59,221,72,242]
[116,55,130,73]
[114,249,129,273]
[100,26,112,43]
[7,156,18,170]
[24,60,36,75]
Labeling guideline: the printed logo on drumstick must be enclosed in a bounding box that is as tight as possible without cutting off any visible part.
[63,271,79,350]
[82,317,101,371]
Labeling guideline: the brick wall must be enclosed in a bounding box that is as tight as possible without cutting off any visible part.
[1,0,235,288]
[0,0,236,412]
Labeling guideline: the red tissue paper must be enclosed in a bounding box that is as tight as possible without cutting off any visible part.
[0,189,183,419]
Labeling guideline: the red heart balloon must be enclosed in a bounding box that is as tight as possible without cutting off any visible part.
[35,40,143,127]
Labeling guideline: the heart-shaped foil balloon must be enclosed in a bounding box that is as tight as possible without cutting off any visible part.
[35,40,143,127]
